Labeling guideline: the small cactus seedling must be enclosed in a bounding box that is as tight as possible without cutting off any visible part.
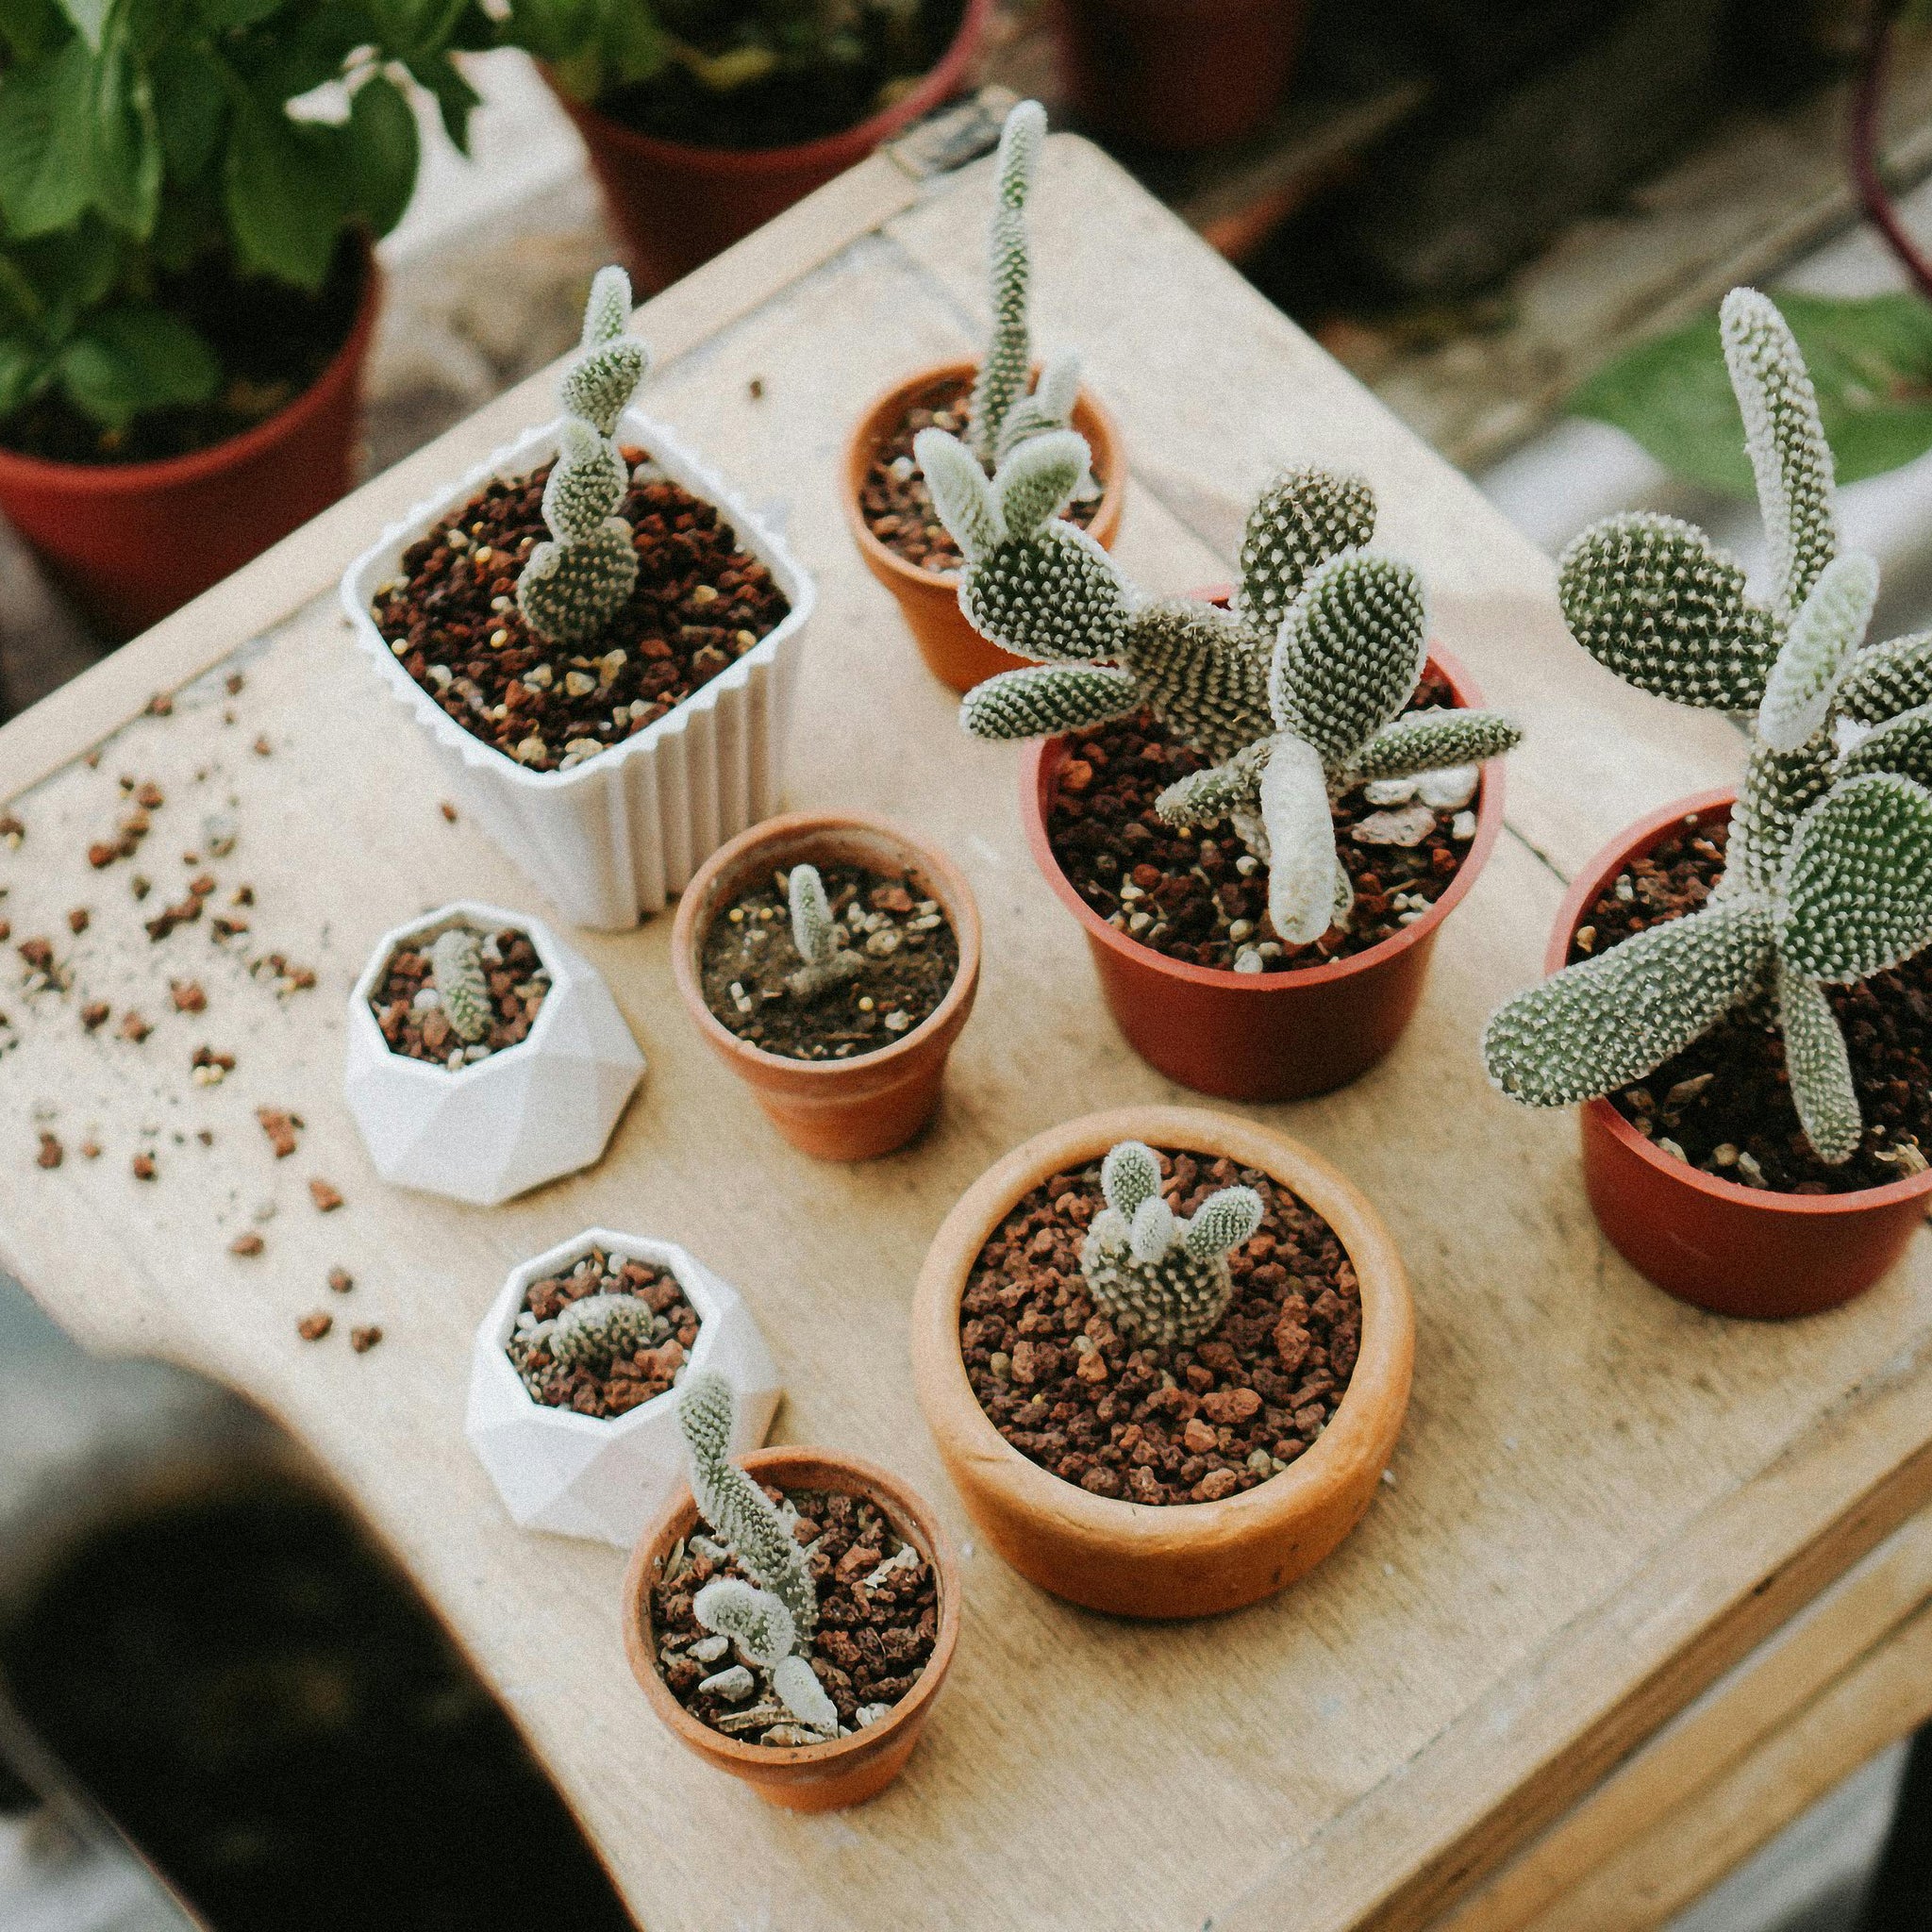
[918,440,1522,944]
[517,265,650,646]
[1484,288,1932,1166]
[428,927,491,1044]
[1079,1141,1264,1349]
[549,1291,655,1370]
[783,862,864,1003]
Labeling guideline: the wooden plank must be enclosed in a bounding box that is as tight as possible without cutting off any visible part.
[0,138,1929,1932]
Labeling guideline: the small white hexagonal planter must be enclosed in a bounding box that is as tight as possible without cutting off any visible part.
[344,901,643,1207]
[466,1227,781,1546]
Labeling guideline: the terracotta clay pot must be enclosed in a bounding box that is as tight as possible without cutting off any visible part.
[1052,0,1308,151]
[672,810,981,1159]
[1020,643,1505,1101]
[552,0,991,295]
[842,360,1127,692]
[1558,791,1932,1320]
[623,1446,960,1808]
[911,1105,1412,1617]
[0,249,380,641]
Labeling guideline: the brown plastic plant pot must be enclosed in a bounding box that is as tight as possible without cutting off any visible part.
[1557,791,1932,1321]
[672,810,981,1160]
[1019,641,1505,1102]
[0,245,380,641]
[622,1446,961,1809]
[910,1105,1413,1618]
[550,0,991,295]
[842,359,1127,693]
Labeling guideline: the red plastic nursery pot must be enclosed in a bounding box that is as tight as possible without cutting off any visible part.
[1020,643,1507,1103]
[1558,791,1932,1321]
[0,250,381,641]
[1052,0,1308,151]
[551,0,991,295]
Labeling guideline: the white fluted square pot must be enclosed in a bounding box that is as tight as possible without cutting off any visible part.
[340,411,814,928]
[467,1227,781,1546]
[344,901,644,1206]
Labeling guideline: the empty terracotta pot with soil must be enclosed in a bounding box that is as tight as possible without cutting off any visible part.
[911,1105,1412,1618]
[1552,792,1932,1319]
[843,359,1126,691]
[673,810,980,1159]
[1022,643,1506,1102]
[623,1445,960,1808]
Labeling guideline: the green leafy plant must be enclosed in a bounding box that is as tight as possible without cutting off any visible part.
[1486,287,1932,1166]
[0,0,486,445]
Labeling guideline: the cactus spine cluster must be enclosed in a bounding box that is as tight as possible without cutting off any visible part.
[784,862,863,1002]
[516,265,649,646]
[1484,288,1932,1166]
[549,1291,654,1370]
[1079,1141,1264,1349]
[916,440,1521,944]
[429,927,491,1043]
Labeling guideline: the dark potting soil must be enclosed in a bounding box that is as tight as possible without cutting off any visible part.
[370,927,551,1069]
[0,246,364,466]
[652,1486,939,1743]
[591,0,965,151]
[960,1149,1361,1506]
[700,861,959,1059]
[370,450,790,774]
[507,1248,700,1418]
[1582,816,1932,1195]
[1047,682,1479,974]
[860,373,1105,575]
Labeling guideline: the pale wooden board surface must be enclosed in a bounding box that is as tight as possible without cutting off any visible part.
[0,139,1928,1932]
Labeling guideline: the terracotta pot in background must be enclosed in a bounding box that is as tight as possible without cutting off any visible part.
[843,360,1127,692]
[552,0,991,295]
[1020,644,1505,1102]
[1557,791,1932,1320]
[1053,0,1308,151]
[672,810,981,1159]
[622,1446,960,1808]
[911,1105,1412,1618]
[0,250,381,641]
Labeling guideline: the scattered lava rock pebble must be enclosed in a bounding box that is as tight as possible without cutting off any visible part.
[229,1232,264,1257]
[36,1133,60,1169]
[652,1485,938,1742]
[257,1108,300,1158]
[507,1248,700,1418]
[960,1148,1361,1505]
[1047,689,1477,974]
[371,450,790,774]
[860,375,1102,575]
[372,926,550,1068]
[297,1312,332,1341]
[1585,815,1932,1194]
[350,1325,382,1353]
[309,1178,343,1212]
[700,862,958,1060]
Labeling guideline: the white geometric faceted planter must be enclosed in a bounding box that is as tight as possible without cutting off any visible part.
[466,1227,781,1546]
[344,901,644,1207]
[340,408,815,929]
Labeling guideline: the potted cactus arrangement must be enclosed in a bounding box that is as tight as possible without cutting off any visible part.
[506,0,991,293]
[843,99,1126,692]
[624,1371,960,1808]
[910,1106,1412,1617]
[1486,289,1932,1321]
[914,427,1520,1098]
[673,810,982,1159]
[341,267,814,927]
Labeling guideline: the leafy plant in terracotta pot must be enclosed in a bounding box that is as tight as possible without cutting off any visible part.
[672,810,981,1158]
[341,266,815,927]
[1485,288,1932,1321]
[0,0,485,637]
[623,1370,960,1808]
[910,1105,1412,1618]
[504,0,991,293]
[843,97,1127,692]
[915,426,1521,1098]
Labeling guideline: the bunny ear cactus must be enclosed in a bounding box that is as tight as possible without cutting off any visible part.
[550,1291,656,1370]
[1080,1141,1264,1349]
[428,928,491,1044]
[517,265,650,647]
[1485,287,1932,1167]
[785,862,864,1002]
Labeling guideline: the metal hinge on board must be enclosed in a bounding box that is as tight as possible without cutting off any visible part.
[885,84,1022,180]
